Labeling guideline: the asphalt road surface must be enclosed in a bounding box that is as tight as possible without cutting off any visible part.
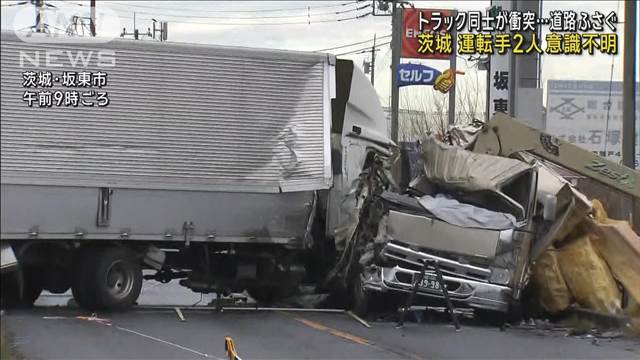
[1,282,639,360]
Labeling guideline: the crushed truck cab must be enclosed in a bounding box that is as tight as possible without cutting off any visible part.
[341,114,636,318]
[346,136,538,314]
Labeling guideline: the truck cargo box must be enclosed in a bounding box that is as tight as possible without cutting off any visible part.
[0,31,334,193]
[1,32,335,244]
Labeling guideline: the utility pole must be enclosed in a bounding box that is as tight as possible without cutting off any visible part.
[90,0,96,36]
[370,33,376,85]
[152,19,169,41]
[448,12,457,126]
[121,12,152,40]
[622,0,638,230]
[364,34,377,84]
[622,0,637,169]
[373,0,409,142]
[34,0,45,33]
[390,1,402,143]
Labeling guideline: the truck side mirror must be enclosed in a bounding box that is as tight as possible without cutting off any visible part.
[542,194,557,221]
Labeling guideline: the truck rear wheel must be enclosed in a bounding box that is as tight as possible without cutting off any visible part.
[72,247,142,311]
[1,269,43,308]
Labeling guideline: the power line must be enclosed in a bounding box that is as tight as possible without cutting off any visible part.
[335,41,390,56]
[375,46,392,72]
[1,1,28,7]
[1,1,82,7]
[60,0,84,6]
[314,34,390,52]
[102,4,370,20]
[2,1,370,27]
[116,12,370,27]
[99,1,357,14]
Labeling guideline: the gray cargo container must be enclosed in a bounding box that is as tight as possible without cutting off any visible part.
[0,31,394,310]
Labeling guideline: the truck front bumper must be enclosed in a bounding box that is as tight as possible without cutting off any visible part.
[362,265,512,313]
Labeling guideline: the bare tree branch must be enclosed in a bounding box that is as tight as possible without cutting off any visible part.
[397,68,486,142]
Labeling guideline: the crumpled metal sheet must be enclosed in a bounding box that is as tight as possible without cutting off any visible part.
[417,194,517,230]
[447,123,483,149]
[421,136,533,192]
[529,160,593,260]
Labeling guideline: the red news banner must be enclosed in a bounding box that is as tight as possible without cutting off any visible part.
[402,8,453,60]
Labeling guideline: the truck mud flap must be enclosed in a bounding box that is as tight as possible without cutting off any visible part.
[1,243,18,272]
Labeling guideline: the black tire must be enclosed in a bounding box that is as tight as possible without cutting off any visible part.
[247,287,278,304]
[350,271,383,318]
[475,302,522,327]
[0,272,20,308]
[248,285,297,304]
[475,309,506,326]
[22,268,44,306]
[72,247,142,311]
[1,269,42,308]
[72,248,99,310]
[43,269,72,294]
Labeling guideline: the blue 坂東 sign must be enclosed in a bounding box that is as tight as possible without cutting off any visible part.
[397,63,441,87]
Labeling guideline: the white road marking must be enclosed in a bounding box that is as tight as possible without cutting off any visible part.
[115,325,224,360]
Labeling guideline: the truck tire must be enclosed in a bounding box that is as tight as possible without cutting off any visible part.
[475,302,523,326]
[350,271,382,318]
[72,248,99,310]
[248,285,297,304]
[247,287,278,304]
[72,247,142,311]
[1,269,42,308]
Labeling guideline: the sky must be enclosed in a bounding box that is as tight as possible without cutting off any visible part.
[0,0,636,114]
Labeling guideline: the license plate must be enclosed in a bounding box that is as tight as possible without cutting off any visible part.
[414,274,441,291]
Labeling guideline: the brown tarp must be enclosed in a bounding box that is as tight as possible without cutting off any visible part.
[557,234,622,315]
[586,199,640,306]
[530,249,573,314]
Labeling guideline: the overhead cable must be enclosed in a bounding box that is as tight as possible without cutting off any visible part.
[335,41,390,56]
[314,34,391,52]
[116,12,371,26]
[100,1,357,14]
[102,4,369,20]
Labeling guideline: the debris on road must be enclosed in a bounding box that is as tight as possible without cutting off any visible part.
[224,336,242,360]
[175,307,186,322]
[346,310,371,328]
[76,314,113,326]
